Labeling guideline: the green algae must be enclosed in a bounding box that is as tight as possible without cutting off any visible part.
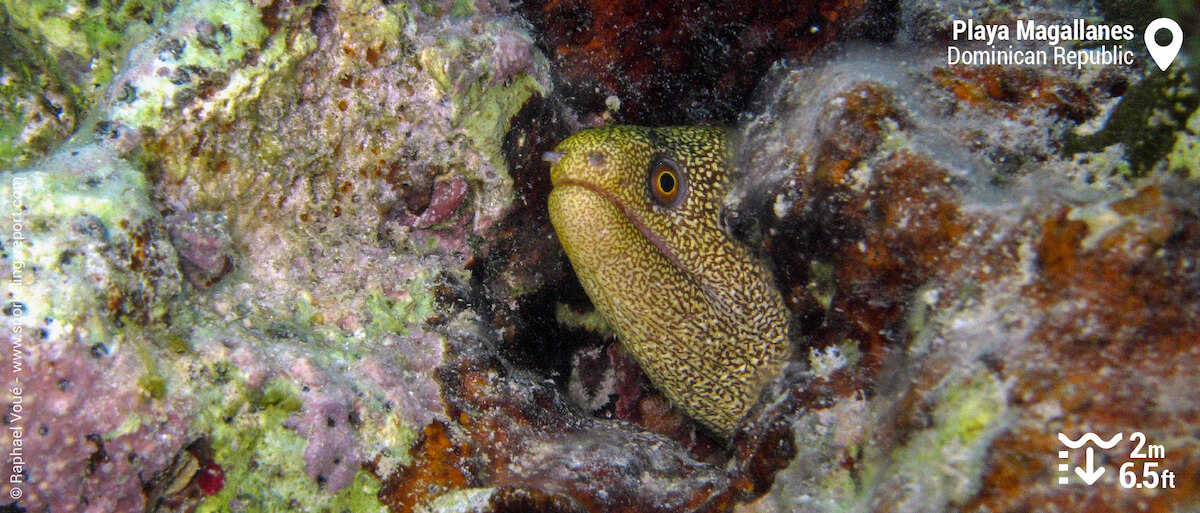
[927,374,1005,450]
[0,34,77,169]
[192,376,390,513]
[1065,68,1199,177]
[554,302,613,335]
[447,0,476,17]
[773,369,1007,513]
[365,271,436,339]
[139,371,168,400]
[0,0,175,167]
[163,332,192,354]
[65,288,418,512]
[419,0,475,18]
[455,73,544,174]
[1166,106,1200,179]
[871,370,1007,507]
[0,0,175,104]
[805,259,837,312]
[0,143,180,344]
[107,0,274,130]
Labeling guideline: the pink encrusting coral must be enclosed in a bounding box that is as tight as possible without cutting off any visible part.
[5,342,189,512]
[286,390,362,491]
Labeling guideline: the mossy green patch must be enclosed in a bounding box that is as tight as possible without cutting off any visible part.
[453,72,543,181]
[108,0,282,130]
[0,144,180,344]
[1065,68,1199,177]
[139,372,168,400]
[365,271,435,338]
[0,0,176,108]
[1166,106,1200,179]
[1068,145,1133,181]
[793,369,1007,512]
[0,126,21,165]
[163,332,192,354]
[806,259,837,311]
[416,0,474,18]
[448,0,475,17]
[930,374,1004,448]
[878,369,1007,506]
[554,302,613,335]
[0,32,78,168]
[192,376,388,513]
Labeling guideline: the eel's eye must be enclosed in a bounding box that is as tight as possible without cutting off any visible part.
[648,156,685,207]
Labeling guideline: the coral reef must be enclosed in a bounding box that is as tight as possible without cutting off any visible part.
[1,0,1199,512]
[0,0,180,168]
[728,7,1200,513]
[516,0,875,125]
[380,327,733,513]
[2,0,548,511]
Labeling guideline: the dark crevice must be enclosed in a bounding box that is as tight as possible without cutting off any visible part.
[469,94,587,382]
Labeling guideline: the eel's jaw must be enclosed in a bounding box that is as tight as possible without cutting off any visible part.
[548,180,687,274]
[549,183,742,438]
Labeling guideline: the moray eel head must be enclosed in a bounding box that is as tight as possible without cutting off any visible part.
[547,125,792,440]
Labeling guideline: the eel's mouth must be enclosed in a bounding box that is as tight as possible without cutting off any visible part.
[549,179,688,276]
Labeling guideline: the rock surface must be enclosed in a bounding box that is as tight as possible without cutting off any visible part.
[728,3,1200,512]
[3,0,545,510]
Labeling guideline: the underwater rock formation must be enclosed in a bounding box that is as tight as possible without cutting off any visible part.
[516,0,876,126]
[729,5,1200,512]
[0,0,183,169]
[1,0,1198,512]
[2,0,547,510]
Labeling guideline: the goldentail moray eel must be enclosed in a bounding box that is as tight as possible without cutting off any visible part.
[546,125,792,439]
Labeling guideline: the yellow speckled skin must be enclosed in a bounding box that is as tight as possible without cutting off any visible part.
[547,125,792,439]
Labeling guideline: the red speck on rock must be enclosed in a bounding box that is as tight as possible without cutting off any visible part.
[196,461,225,496]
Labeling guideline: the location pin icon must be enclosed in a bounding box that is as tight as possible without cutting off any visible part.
[1145,18,1183,71]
